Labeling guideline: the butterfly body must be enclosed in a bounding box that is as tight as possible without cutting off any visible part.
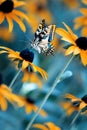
[31,19,56,55]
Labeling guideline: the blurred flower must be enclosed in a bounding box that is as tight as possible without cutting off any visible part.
[0,46,48,79]
[25,0,52,32]
[0,84,24,111]
[19,97,47,116]
[74,8,87,37]
[82,0,87,4]
[0,0,29,32]
[56,23,87,66]
[22,68,43,88]
[63,0,79,9]
[33,122,61,130]
[61,93,87,115]
[0,27,14,42]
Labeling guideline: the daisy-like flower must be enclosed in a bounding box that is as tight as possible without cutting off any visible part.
[56,23,87,66]
[25,0,52,32]
[0,46,48,79]
[20,97,47,116]
[0,84,25,111]
[0,0,29,32]
[61,93,87,115]
[63,0,79,9]
[33,122,61,130]
[74,8,87,37]
[0,27,14,42]
[22,68,42,88]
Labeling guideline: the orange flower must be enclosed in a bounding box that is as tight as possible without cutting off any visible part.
[63,0,79,9]
[0,46,48,79]
[0,27,14,42]
[20,97,47,116]
[22,68,42,88]
[0,84,24,111]
[33,122,61,130]
[56,23,87,66]
[25,0,52,32]
[0,0,29,32]
[74,8,87,36]
[61,93,87,115]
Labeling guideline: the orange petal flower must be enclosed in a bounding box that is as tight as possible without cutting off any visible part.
[18,97,47,117]
[0,84,25,110]
[0,46,48,79]
[60,93,87,115]
[56,23,87,66]
[0,0,29,32]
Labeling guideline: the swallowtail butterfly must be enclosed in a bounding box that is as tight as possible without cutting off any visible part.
[31,19,56,55]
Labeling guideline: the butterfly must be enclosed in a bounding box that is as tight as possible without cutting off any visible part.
[31,19,56,56]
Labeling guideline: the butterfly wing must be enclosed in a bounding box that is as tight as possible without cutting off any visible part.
[31,20,56,55]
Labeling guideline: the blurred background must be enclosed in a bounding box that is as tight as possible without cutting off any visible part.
[0,0,87,130]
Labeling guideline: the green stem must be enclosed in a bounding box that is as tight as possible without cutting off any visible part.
[9,68,22,88]
[25,55,74,130]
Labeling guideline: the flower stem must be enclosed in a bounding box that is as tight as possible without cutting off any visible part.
[25,55,74,130]
[9,68,22,88]
[70,110,81,126]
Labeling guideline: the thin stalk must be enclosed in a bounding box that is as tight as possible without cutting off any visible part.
[70,110,81,126]
[25,55,74,130]
[9,68,22,88]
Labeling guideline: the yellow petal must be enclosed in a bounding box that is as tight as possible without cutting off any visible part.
[81,27,87,37]
[0,12,5,24]
[25,105,32,114]
[5,14,13,32]
[0,94,7,111]
[33,124,48,130]
[73,47,80,55]
[13,10,29,22]
[80,102,86,110]
[80,8,87,15]
[34,65,48,80]
[80,50,87,66]
[65,46,75,55]
[56,28,76,45]
[63,22,78,40]
[14,1,25,8]
[74,16,86,29]
[10,12,26,32]
[45,122,61,130]
[22,60,29,70]
[65,93,77,99]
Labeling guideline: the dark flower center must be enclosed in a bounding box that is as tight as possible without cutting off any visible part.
[72,101,80,107]
[75,37,87,50]
[26,98,35,104]
[0,0,14,13]
[81,95,87,103]
[37,4,45,11]
[20,49,34,62]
